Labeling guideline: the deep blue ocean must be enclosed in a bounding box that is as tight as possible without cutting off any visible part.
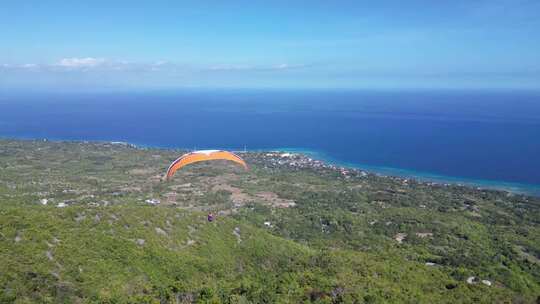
[1,89,539,195]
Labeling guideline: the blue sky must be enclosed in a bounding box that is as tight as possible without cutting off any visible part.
[1,0,539,90]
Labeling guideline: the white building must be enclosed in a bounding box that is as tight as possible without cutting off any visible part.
[145,198,160,205]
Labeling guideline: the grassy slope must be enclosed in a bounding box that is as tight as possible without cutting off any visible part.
[0,140,539,303]
[0,205,514,304]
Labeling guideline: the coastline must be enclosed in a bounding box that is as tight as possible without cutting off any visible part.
[271,147,540,197]
[2,136,539,197]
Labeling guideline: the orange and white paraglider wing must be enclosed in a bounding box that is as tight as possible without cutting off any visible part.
[166,150,248,179]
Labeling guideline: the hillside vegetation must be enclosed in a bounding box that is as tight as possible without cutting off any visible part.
[0,139,539,303]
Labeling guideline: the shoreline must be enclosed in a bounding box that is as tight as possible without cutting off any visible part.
[2,136,539,197]
[270,147,540,197]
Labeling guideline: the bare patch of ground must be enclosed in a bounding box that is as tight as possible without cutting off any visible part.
[120,186,142,193]
[255,191,296,208]
[129,168,155,175]
[211,183,296,209]
[169,183,192,191]
[213,184,252,205]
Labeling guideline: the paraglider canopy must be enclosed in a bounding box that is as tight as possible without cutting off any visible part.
[166,150,248,180]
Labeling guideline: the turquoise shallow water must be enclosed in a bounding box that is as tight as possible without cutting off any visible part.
[271,147,540,197]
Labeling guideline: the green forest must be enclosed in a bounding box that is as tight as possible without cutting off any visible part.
[0,140,539,303]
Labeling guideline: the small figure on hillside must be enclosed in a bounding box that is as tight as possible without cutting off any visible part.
[207,213,214,222]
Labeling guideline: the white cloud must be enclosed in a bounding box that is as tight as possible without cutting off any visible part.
[56,57,105,68]
[274,63,290,69]
[51,58,177,72]
[153,60,168,66]
[1,58,308,74]
[208,64,253,71]
[21,63,38,69]
[208,63,306,72]
[0,63,39,70]
[272,63,306,70]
